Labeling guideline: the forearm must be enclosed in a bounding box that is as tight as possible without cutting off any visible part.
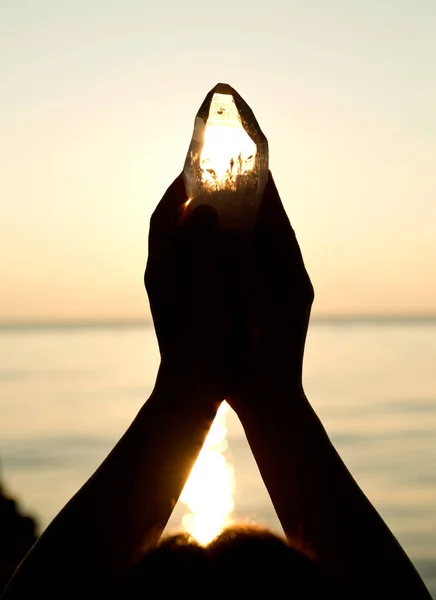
[234,385,431,598]
[3,367,221,599]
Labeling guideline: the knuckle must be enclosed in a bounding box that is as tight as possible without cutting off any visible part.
[144,265,154,291]
[305,280,315,305]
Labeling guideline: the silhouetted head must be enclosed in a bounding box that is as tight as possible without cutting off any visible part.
[113,525,345,598]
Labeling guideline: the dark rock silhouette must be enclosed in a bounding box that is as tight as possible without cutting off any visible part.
[0,468,39,592]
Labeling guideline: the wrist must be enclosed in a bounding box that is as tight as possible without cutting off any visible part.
[243,338,304,388]
[229,363,306,417]
[229,389,315,442]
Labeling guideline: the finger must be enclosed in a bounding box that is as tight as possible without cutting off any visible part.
[255,171,305,269]
[145,175,182,290]
[147,174,188,275]
[149,173,188,235]
[254,171,313,299]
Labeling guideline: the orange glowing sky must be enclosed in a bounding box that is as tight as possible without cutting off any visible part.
[1,0,435,322]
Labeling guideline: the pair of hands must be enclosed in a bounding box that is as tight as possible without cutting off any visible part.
[145,172,314,407]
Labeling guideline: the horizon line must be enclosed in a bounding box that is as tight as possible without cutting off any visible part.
[1,313,436,329]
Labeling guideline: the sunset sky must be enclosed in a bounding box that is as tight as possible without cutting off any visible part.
[1,0,435,322]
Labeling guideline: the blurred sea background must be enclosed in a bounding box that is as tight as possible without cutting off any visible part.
[0,319,435,595]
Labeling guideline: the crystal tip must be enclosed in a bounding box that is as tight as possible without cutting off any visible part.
[209,83,236,96]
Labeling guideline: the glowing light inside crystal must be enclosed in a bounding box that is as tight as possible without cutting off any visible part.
[180,401,235,545]
[200,93,257,191]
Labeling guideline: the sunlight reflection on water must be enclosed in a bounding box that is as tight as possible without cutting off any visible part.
[180,401,235,545]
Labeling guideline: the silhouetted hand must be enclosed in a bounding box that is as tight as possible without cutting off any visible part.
[145,175,230,399]
[230,172,314,407]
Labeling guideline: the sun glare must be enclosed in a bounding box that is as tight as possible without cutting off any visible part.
[180,401,235,545]
[200,93,256,190]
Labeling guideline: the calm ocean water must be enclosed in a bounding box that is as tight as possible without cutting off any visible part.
[0,321,435,595]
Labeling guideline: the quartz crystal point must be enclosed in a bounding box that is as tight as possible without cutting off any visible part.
[183,83,268,230]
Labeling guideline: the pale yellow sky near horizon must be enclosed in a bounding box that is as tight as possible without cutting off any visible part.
[1,0,435,322]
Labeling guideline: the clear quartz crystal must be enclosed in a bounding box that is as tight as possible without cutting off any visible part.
[183,83,268,230]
